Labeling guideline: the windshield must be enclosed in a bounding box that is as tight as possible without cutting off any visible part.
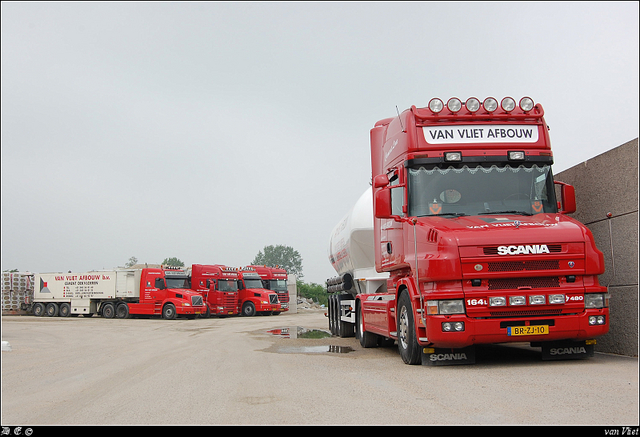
[269,279,288,292]
[243,279,264,289]
[408,164,557,217]
[218,279,238,292]
[165,277,189,289]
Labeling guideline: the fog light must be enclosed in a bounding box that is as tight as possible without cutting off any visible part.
[445,152,462,162]
[510,296,526,306]
[489,296,506,307]
[454,322,465,332]
[529,295,546,305]
[442,322,452,332]
[549,294,565,304]
[509,151,526,161]
[589,316,597,325]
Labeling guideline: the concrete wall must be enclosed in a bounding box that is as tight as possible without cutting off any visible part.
[555,138,638,357]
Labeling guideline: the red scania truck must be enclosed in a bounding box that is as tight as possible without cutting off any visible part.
[237,267,281,316]
[327,97,609,365]
[189,264,240,317]
[32,266,205,319]
[247,265,290,313]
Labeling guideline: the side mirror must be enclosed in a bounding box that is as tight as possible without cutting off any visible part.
[374,188,393,219]
[554,180,576,214]
[373,174,389,188]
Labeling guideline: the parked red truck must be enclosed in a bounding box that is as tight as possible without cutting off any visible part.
[247,265,290,313]
[189,264,240,317]
[327,97,609,365]
[32,266,205,319]
[237,267,281,316]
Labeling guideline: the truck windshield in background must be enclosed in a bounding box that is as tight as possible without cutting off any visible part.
[268,279,288,292]
[242,279,264,289]
[165,277,190,289]
[408,164,557,217]
[218,279,238,292]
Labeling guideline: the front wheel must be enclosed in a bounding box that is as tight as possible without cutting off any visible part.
[397,291,421,365]
[162,303,176,320]
[242,302,256,317]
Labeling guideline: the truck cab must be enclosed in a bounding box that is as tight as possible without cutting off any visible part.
[134,266,206,319]
[189,264,240,317]
[237,268,281,316]
[247,265,290,314]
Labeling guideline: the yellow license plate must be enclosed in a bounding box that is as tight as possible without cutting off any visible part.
[508,325,549,336]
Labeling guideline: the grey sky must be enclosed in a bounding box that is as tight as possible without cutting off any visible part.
[2,2,638,284]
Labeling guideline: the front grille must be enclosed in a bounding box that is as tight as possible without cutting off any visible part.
[488,260,559,272]
[269,294,279,304]
[490,309,564,317]
[191,295,204,306]
[277,292,289,303]
[483,244,562,255]
[488,276,560,290]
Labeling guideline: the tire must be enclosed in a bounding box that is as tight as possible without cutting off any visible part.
[397,290,421,365]
[59,303,71,318]
[162,303,177,320]
[102,303,115,319]
[45,302,59,317]
[357,301,378,348]
[242,302,256,317]
[33,302,46,317]
[116,303,130,319]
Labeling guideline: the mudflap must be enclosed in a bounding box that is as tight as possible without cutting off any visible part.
[421,346,476,366]
[540,339,595,361]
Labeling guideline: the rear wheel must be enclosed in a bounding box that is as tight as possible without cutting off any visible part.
[59,303,71,317]
[33,302,46,317]
[397,290,421,365]
[45,303,59,317]
[116,303,130,319]
[102,303,115,319]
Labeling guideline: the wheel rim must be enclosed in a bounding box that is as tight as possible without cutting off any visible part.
[399,305,409,349]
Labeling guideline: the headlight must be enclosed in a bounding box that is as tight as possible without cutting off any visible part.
[489,296,506,307]
[483,97,498,112]
[466,97,481,113]
[447,97,462,113]
[183,303,191,306]
[585,293,605,309]
[509,296,526,306]
[428,299,465,315]
[529,295,546,305]
[548,294,565,304]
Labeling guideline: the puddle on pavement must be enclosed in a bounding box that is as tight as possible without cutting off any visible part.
[266,326,354,354]
[266,326,331,339]
[278,345,355,354]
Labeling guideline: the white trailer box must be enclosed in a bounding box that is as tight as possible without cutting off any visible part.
[34,270,140,315]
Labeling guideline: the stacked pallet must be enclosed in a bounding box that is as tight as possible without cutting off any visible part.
[2,271,34,314]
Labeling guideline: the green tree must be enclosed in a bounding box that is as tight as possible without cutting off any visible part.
[124,256,138,268]
[162,257,184,267]
[297,280,327,306]
[251,245,303,279]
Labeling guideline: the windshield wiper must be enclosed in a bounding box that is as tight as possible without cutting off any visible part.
[478,210,533,216]
[421,212,467,218]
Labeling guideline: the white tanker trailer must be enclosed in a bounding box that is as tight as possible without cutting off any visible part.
[327,189,389,337]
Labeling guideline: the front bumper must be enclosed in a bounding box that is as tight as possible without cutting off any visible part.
[420,308,609,348]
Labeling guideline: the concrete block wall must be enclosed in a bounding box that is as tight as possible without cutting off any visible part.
[555,138,638,357]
